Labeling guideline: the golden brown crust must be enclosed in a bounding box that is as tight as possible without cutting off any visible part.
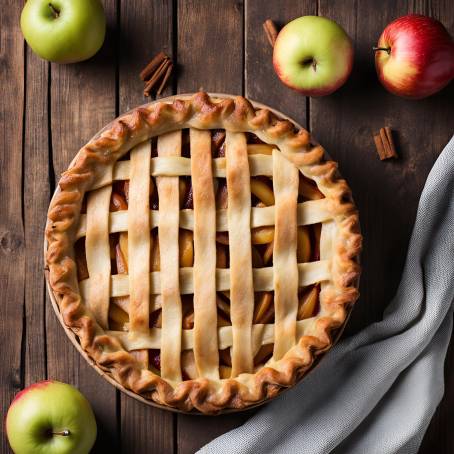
[45,92,361,414]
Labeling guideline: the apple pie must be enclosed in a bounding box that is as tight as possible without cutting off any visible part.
[45,92,361,413]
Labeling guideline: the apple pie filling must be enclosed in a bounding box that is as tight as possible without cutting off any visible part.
[74,130,325,380]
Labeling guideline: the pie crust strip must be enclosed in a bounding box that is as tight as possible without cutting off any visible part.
[319,220,337,317]
[76,199,331,239]
[85,186,112,329]
[107,155,275,183]
[108,319,310,353]
[225,131,254,376]
[128,142,151,336]
[157,131,183,382]
[79,261,331,299]
[272,150,299,360]
[190,129,219,379]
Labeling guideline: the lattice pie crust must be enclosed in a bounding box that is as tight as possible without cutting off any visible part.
[46,93,361,413]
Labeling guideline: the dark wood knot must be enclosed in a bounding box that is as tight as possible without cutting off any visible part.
[0,230,24,254]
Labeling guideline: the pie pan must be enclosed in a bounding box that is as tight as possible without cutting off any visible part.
[45,92,361,414]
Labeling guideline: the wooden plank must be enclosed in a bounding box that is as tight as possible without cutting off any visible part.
[119,2,175,453]
[119,0,174,110]
[23,43,49,387]
[245,0,315,125]
[313,0,454,452]
[0,1,25,451]
[176,1,249,452]
[177,0,243,94]
[178,410,258,453]
[46,1,119,452]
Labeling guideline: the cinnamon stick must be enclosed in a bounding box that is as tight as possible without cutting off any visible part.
[143,59,171,97]
[140,52,168,81]
[263,19,278,47]
[373,127,398,160]
[379,127,393,157]
[384,127,396,155]
[157,62,173,95]
[373,133,386,160]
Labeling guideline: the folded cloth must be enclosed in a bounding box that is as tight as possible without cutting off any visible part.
[199,135,454,454]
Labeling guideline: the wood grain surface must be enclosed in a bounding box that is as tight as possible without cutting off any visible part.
[1,3,25,453]
[1,1,453,453]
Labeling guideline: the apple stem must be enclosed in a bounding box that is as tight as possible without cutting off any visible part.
[312,59,317,72]
[52,430,70,436]
[373,46,391,54]
[48,3,60,18]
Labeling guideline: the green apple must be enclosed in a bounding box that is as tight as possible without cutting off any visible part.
[273,16,354,96]
[6,380,97,454]
[20,0,106,63]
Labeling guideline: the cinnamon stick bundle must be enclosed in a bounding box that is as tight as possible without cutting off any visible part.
[373,127,398,160]
[139,52,173,97]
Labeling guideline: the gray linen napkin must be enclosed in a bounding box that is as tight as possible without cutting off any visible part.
[199,135,454,454]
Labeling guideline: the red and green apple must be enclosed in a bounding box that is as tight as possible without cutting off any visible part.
[374,14,454,99]
[6,380,97,454]
[20,0,106,64]
[273,16,354,96]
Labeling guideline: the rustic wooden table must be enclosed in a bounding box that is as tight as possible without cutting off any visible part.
[1,1,453,453]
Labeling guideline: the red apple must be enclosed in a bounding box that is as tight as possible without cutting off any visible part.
[374,14,454,99]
